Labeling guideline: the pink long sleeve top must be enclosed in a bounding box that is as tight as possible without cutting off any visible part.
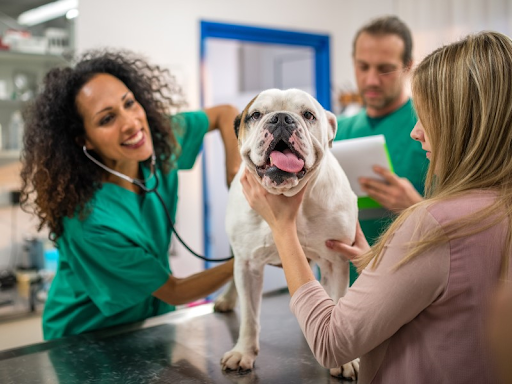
[290,191,508,383]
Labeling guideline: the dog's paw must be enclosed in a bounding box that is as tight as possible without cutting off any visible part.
[220,349,257,372]
[213,295,237,313]
[330,358,359,380]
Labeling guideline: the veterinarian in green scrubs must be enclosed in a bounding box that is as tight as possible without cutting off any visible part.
[19,51,239,340]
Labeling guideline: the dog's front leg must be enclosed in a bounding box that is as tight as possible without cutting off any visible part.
[214,279,238,313]
[319,260,349,299]
[221,257,265,372]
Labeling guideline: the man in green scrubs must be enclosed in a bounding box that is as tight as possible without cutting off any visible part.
[332,16,429,284]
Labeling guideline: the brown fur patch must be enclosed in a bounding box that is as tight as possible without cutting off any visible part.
[236,94,259,143]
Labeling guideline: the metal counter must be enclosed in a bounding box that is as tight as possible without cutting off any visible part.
[0,289,350,383]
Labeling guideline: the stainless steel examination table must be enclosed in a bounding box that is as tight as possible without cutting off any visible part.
[0,289,351,383]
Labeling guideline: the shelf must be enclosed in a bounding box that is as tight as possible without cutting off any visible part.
[0,99,24,109]
[0,151,21,167]
[0,150,20,159]
[0,51,69,168]
[0,50,68,65]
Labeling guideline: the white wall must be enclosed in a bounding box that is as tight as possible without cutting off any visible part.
[76,0,512,275]
[76,0,512,135]
[77,1,335,97]
[397,0,512,63]
[77,0,403,108]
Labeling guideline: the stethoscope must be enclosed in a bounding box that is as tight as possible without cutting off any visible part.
[83,146,233,262]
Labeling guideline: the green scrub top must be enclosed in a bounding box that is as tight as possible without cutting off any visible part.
[335,99,429,283]
[42,111,209,340]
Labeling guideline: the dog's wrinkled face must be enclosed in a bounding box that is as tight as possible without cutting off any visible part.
[235,89,337,196]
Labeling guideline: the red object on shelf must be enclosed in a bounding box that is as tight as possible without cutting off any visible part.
[0,37,10,51]
[1,29,33,52]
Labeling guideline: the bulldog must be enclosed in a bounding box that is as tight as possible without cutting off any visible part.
[215,89,359,379]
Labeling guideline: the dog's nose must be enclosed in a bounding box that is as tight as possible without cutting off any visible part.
[269,113,295,125]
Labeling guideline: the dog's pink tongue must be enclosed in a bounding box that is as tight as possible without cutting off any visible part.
[270,149,304,173]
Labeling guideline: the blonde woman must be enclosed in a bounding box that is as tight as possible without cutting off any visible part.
[241,31,512,383]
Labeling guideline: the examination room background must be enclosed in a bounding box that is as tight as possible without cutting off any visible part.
[0,0,510,349]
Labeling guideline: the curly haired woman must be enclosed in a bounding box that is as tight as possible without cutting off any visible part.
[20,50,240,340]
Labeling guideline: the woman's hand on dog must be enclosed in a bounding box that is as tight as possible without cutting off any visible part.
[241,168,370,265]
[241,169,306,232]
[325,221,370,263]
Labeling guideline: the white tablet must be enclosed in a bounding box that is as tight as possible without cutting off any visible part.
[330,135,393,208]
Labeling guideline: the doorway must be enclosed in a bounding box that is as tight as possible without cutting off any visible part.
[200,21,331,292]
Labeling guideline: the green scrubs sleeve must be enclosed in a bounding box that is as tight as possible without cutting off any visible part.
[171,111,209,170]
[65,220,170,317]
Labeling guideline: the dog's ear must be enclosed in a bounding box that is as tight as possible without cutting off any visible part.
[235,94,258,140]
[325,110,337,148]
[234,114,241,139]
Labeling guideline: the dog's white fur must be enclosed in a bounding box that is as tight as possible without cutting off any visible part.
[215,89,359,379]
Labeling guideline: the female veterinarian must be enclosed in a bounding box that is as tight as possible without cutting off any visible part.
[241,31,512,383]
[20,50,240,340]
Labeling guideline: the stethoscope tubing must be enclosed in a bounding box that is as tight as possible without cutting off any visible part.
[83,147,233,262]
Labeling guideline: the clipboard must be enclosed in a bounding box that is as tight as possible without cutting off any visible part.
[330,134,394,209]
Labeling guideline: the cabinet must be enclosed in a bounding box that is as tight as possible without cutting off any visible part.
[0,50,68,166]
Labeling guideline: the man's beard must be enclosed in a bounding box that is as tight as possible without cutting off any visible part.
[362,89,398,111]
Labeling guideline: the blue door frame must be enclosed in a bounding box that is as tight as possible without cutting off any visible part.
[200,20,331,110]
[200,20,332,268]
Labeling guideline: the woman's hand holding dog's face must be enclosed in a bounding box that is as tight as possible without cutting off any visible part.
[241,169,306,232]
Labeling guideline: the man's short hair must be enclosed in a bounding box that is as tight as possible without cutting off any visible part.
[353,15,413,66]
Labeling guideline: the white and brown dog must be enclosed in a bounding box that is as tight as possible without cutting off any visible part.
[215,89,359,379]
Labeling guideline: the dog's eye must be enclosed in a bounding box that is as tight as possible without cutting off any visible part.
[250,111,261,121]
[303,111,316,121]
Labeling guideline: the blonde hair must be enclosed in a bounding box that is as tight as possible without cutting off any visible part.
[357,31,512,279]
